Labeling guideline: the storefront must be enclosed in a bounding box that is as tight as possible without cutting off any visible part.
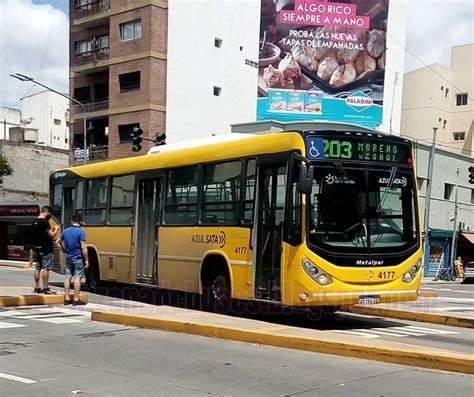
[0,202,43,261]
[423,228,455,277]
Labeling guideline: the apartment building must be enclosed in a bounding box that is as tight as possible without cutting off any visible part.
[400,43,474,157]
[70,0,167,160]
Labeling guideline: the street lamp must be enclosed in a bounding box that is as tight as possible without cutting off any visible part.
[10,73,88,164]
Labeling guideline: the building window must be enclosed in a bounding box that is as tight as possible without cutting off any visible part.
[118,123,140,143]
[456,93,468,106]
[120,20,142,41]
[445,88,449,98]
[75,39,92,54]
[453,131,465,141]
[74,86,91,102]
[119,71,140,92]
[443,119,447,129]
[97,35,109,49]
[213,86,222,96]
[471,190,474,204]
[444,183,454,200]
[54,119,61,126]
[214,37,222,48]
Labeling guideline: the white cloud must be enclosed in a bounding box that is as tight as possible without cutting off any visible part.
[0,0,69,108]
[401,0,474,72]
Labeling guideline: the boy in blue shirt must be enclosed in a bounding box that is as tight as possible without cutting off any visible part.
[57,215,89,305]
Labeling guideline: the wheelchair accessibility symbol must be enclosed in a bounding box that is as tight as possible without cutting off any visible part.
[306,138,325,160]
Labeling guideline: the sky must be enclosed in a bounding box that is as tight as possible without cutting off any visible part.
[0,0,473,109]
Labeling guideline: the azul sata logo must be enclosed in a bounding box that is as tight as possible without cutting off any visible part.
[345,91,373,112]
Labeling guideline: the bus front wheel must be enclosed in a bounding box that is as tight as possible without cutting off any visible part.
[85,250,101,291]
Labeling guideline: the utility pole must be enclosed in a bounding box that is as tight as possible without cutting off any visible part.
[449,168,460,275]
[422,127,437,268]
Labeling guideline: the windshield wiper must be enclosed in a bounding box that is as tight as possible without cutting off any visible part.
[376,166,398,213]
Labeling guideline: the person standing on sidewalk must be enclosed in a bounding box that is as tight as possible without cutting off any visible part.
[57,215,89,306]
[31,205,59,294]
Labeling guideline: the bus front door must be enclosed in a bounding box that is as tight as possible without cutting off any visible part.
[135,178,161,285]
[255,163,287,302]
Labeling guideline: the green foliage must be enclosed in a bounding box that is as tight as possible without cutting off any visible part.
[0,155,13,184]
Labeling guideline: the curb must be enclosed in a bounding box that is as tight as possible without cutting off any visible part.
[0,293,88,307]
[91,310,474,375]
[0,261,32,269]
[342,305,473,329]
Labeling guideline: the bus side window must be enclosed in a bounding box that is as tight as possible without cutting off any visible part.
[109,175,135,225]
[52,183,62,220]
[164,166,199,225]
[84,178,108,225]
[286,163,302,245]
[243,159,256,224]
[201,161,241,225]
[75,180,84,216]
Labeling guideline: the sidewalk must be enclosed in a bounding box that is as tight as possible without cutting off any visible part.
[0,285,87,307]
[91,304,474,374]
[422,276,464,285]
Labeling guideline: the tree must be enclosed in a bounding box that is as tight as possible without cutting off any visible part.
[0,154,13,185]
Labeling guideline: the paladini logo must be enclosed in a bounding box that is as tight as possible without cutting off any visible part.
[346,91,374,112]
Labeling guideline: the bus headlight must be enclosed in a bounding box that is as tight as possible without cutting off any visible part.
[302,259,333,286]
[402,259,422,283]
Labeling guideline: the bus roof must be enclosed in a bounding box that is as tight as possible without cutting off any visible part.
[54,132,305,180]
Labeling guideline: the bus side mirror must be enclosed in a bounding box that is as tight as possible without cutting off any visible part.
[298,164,313,194]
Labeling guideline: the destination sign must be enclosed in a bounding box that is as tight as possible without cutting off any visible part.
[306,136,412,164]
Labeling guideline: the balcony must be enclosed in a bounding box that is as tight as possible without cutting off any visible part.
[74,0,110,19]
[89,145,108,161]
[74,47,110,67]
[74,98,109,114]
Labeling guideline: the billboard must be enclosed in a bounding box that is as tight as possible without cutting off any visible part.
[257,0,390,128]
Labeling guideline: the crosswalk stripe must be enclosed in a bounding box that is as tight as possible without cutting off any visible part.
[361,329,406,337]
[380,327,426,336]
[331,325,460,339]
[35,317,84,324]
[403,325,458,335]
[331,330,379,339]
[0,321,28,329]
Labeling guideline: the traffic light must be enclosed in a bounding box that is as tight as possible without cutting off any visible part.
[131,127,143,152]
[155,132,166,146]
[469,165,474,184]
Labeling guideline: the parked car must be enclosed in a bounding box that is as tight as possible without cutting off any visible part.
[463,261,474,283]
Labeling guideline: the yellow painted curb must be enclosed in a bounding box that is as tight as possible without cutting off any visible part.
[91,310,474,375]
[418,290,439,298]
[0,261,32,269]
[342,305,473,329]
[0,293,88,307]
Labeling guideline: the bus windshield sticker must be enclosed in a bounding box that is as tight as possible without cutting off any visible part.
[307,137,325,160]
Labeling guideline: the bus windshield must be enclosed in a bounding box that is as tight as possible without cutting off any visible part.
[308,164,418,254]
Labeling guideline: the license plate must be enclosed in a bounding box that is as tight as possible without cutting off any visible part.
[359,296,380,305]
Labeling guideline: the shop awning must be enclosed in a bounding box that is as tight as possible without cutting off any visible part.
[430,228,455,239]
[459,232,474,245]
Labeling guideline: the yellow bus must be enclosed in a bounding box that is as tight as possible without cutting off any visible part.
[50,123,422,310]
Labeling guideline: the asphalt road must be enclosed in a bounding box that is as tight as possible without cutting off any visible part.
[1,266,473,396]
[1,303,473,396]
[1,267,473,354]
